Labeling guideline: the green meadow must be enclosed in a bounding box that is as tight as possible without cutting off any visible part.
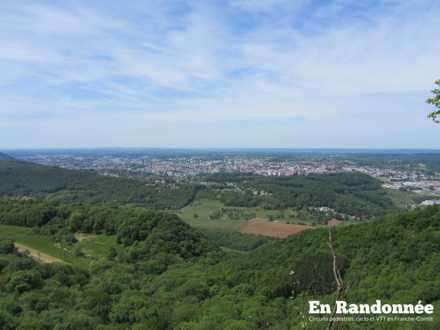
[178,198,333,233]
[0,224,116,268]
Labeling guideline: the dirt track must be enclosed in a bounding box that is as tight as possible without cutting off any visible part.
[240,218,311,238]
[14,243,63,264]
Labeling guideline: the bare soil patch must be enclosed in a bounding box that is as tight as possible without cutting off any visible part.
[74,233,98,241]
[240,218,311,238]
[14,243,64,264]
[327,218,343,227]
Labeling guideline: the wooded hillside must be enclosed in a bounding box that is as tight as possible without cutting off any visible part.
[0,160,197,209]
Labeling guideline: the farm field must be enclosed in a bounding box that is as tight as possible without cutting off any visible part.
[177,198,331,251]
[240,218,312,238]
[178,198,320,233]
[178,199,240,232]
[385,188,437,209]
[0,224,116,268]
[178,199,275,251]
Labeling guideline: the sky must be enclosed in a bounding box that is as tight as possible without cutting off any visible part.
[1,0,440,149]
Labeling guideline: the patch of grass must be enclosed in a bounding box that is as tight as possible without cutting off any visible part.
[200,228,271,251]
[75,234,117,260]
[14,242,64,263]
[0,224,85,266]
[178,199,321,234]
[0,254,17,263]
[178,199,358,251]
[178,199,245,232]
[74,233,98,241]
[386,189,418,209]
[220,247,249,255]
[0,224,116,268]
[385,188,440,209]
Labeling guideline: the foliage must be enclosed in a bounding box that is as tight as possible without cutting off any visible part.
[0,160,197,209]
[206,172,396,217]
[293,253,347,296]
[427,79,440,123]
[0,240,14,254]
[0,199,217,264]
[200,229,271,251]
[1,200,439,329]
[208,208,256,221]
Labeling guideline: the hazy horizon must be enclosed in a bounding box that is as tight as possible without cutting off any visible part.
[4,147,440,154]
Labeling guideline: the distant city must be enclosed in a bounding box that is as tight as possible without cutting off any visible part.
[7,149,440,198]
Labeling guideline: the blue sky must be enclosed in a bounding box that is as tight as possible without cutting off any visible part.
[1,0,440,149]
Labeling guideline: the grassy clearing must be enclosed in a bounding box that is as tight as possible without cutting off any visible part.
[14,243,64,263]
[386,188,440,209]
[75,234,116,260]
[0,224,116,268]
[178,199,314,251]
[178,199,320,234]
[386,189,419,209]
[0,224,85,265]
[178,199,245,232]
[74,233,98,241]
[180,198,360,250]
[220,247,250,255]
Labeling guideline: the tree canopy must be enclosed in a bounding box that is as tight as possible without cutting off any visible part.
[427,79,440,123]
[0,160,197,209]
[1,201,440,329]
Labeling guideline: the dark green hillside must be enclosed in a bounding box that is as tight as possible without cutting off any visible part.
[138,206,440,329]
[0,198,439,329]
[206,172,397,217]
[0,160,196,209]
[0,198,217,263]
[225,206,440,300]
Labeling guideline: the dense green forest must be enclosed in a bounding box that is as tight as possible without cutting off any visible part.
[204,172,396,217]
[0,198,439,329]
[0,160,196,209]
[0,199,216,263]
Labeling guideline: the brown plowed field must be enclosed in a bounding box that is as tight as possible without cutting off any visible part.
[240,218,311,238]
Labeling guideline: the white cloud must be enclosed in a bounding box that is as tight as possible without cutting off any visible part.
[0,0,439,148]
[230,0,308,12]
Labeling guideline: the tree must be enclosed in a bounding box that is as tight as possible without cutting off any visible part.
[427,79,440,123]
[6,270,42,293]
[0,239,14,254]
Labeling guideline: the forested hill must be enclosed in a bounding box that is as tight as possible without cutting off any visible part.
[0,200,439,328]
[0,160,196,209]
[140,205,440,329]
[205,172,397,217]
[161,205,440,329]
[0,198,217,261]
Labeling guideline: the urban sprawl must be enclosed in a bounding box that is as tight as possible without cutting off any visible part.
[18,153,440,200]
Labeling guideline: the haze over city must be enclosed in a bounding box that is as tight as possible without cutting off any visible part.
[1,0,440,149]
